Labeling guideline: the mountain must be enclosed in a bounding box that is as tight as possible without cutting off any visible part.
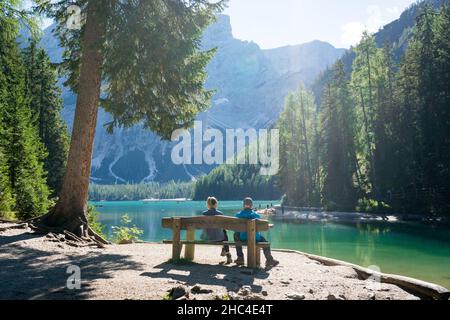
[40,15,345,184]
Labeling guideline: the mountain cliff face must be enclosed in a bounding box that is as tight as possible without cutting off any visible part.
[41,15,345,184]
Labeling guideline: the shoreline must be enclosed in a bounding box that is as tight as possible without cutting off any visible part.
[0,224,448,300]
[271,248,450,300]
[272,205,450,224]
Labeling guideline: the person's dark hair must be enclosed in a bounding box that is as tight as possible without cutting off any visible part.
[207,197,218,207]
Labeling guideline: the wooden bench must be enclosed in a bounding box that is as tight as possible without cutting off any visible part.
[162,216,271,268]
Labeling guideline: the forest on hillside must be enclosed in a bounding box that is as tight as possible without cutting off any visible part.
[277,5,450,215]
[89,182,194,201]
[193,164,281,201]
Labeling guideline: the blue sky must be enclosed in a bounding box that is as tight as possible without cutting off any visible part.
[224,0,417,49]
[33,0,417,49]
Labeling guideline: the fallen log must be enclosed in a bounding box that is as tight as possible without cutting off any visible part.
[274,248,450,300]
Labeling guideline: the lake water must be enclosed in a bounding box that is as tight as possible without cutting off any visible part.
[93,200,450,289]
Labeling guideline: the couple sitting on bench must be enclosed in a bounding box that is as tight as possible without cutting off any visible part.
[201,197,280,268]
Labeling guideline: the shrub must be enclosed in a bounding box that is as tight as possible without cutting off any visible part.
[111,214,143,244]
[87,204,106,239]
[356,198,391,214]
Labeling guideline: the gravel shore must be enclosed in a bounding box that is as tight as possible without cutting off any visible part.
[0,225,421,300]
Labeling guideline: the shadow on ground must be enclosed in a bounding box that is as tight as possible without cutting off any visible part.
[141,261,270,293]
[0,232,145,300]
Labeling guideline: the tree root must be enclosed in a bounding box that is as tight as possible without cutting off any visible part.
[27,216,110,249]
[0,222,29,232]
[5,209,110,248]
[88,226,109,245]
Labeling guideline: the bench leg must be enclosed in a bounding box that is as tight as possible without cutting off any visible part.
[172,218,182,260]
[247,220,257,268]
[256,247,261,267]
[184,228,196,261]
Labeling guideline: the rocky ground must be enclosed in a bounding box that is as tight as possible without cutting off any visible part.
[0,223,421,300]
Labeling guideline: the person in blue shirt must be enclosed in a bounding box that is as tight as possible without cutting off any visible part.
[200,197,232,264]
[234,198,279,268]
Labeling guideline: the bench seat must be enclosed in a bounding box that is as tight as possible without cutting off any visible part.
[161,216,272,268]
[162,240,270,248]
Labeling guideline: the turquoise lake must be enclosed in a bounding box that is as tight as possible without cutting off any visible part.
[93,200,450,289]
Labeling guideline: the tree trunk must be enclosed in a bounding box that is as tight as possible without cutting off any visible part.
[40,1,105,237]
[299,92,313,204]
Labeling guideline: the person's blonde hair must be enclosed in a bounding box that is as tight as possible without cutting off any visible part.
[207,197,218,208]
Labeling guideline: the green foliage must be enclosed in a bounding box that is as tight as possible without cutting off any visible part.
[22,41,69,196]
[87,204,106,239]
[221,294,231,301]
[111,214,143,244]
[193,164,281,201]
[320,61,359,209]
[277,86,321,207]
[89,181,194,201]
[277,4,450,215]
[0,14,50,220]
[0,145,14,215]
[0,0,39,39]
[356,198,391,214]
[389,5,450,214]
[35,0,227,140]
[349,32,380,193]
[1,2,68,219]
[162,293,172,301]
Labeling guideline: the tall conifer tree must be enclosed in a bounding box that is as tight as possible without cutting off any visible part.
[23,42,69,195]
[0,1,50,219]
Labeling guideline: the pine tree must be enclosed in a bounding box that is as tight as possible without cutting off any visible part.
[23,41,69,196]
[373,43,397,196]
[32,0,226,236]
[350,32,380,195]
[0,116,14,215]
[7,104,50,219]
[0,9,50,219]
[431,5,450,213]
[277,86,320,206]
[393,5,439,213]
[320,62,358,209]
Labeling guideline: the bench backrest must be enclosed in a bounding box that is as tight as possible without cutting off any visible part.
[162,216,269,232]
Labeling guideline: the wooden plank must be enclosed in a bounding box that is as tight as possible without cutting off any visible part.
[256,247,261,267]
[247,220,257,268]
[162,216,270,232]
[162,240,270,248]
[172,218,182,260]
[184,228,196,261]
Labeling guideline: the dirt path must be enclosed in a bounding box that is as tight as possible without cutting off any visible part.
[0,225,420,300]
